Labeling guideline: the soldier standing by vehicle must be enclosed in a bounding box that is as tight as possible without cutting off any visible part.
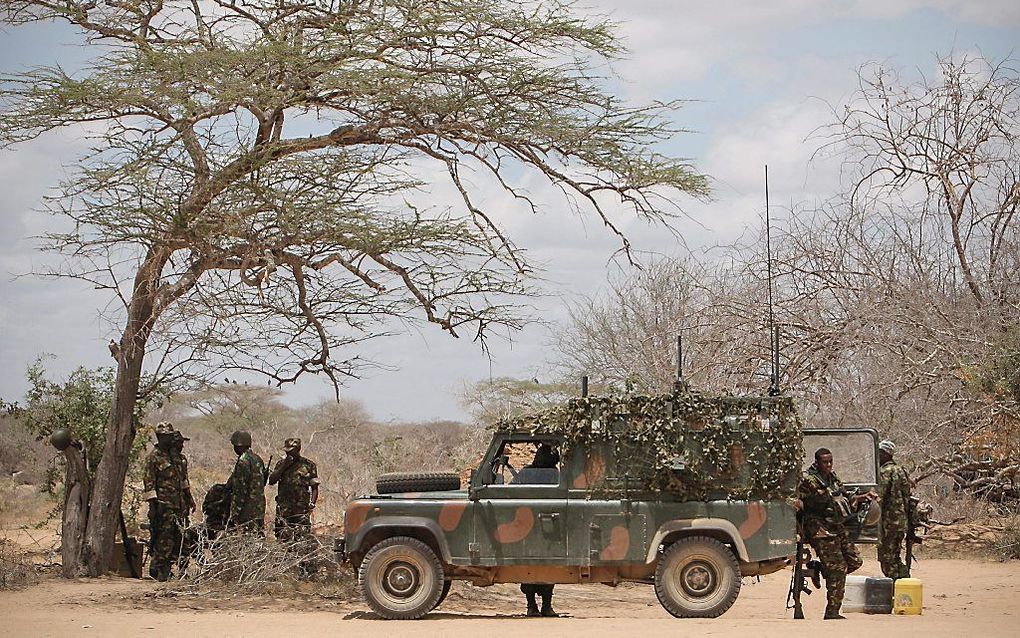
[268,437,319,542]
[226,430,267,533]
[519,443,560,617]
[143,422,188,581]
[798,447,874,619]
[170,430,198,570]
[877,439,911,579]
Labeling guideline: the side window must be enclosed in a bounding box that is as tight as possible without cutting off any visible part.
[803,430,878,485]
[488,440,562,486]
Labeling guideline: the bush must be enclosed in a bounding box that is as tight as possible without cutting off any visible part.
[0,539,38,590]
[160,530,356,599]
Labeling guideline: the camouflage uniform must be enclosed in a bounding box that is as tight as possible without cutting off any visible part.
[170,432,198,570]
[143,424,189,581]
[272,449,319,542]
[227,448,267,532]
[878,459,911,579]
[798,463,863,617]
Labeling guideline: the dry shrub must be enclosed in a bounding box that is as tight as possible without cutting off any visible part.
[0,538,39,590]
[997,515,1020,560]
[163,529,356,599]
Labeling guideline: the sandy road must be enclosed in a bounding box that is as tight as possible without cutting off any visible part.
[2,555,1018,637]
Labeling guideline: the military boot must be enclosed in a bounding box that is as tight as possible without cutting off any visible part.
[823,605,846,620]
[525,593,540,617]
[540,592,558,617]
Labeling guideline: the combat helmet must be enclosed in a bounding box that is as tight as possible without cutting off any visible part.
[230,430,252,447]
[49,428,73,451]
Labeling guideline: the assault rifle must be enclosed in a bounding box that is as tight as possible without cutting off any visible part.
[787,514,822,619]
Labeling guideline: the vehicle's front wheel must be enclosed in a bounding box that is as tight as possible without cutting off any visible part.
[654,536,741,618]
[359,536,445,619]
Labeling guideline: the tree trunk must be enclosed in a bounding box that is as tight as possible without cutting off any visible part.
[79,249,164,576]
[60,442,90,578]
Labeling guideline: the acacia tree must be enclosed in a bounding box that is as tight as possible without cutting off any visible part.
[0,0,707,574]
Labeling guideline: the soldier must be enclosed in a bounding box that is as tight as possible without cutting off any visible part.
[519,443,560,617]
[170,430,198,570]
[798,447,874,619]
[268,437,319,543]
[877,439,912,579]
[142,422,188,581]
[226,430,267,533]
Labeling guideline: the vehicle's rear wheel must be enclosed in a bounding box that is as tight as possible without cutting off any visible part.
[376,472,461,494]
[359,536,445,619]
[654,536,741,618]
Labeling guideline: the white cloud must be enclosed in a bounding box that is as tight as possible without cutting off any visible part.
[1,2,1017,419]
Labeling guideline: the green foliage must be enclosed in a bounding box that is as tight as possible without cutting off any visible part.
[9,358,163,486]
[498,386,803,500]
[18,359,115,472]
[0,0,709,393]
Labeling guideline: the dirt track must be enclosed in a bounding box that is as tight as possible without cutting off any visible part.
[2,553,1019,637]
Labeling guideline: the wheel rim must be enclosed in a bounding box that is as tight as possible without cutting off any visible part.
[383,561,420,598]
[679,560,716,598]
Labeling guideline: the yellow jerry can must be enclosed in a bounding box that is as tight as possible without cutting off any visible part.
[893,577,923,615]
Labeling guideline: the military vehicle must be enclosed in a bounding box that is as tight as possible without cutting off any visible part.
[340,384,882,620]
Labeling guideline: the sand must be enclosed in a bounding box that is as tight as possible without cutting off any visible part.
[2,552,1018,637]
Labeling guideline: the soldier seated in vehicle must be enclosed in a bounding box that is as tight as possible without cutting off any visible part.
[513,443,561,617]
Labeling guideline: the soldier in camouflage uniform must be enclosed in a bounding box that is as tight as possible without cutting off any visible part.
[877,439,911,579]
[143,422,189,581]
[798,447,873,619]
[226,430,267,533]
[170,430,198,571]
[268,438,319,542]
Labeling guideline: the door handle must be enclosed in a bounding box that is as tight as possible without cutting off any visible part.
[538,512,561,521]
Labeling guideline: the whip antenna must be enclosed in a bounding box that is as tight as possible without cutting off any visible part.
[765,165,780,396]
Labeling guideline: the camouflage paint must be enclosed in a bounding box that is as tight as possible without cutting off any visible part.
[494,507,535,543]
[344,430,798,578]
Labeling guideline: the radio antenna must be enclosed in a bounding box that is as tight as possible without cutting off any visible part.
[765,165,780,396]
[674,332,686,392]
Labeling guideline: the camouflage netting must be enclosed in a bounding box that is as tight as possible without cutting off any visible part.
[496,386,803,501]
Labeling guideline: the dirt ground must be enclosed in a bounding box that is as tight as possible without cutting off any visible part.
[2,550,1018,638]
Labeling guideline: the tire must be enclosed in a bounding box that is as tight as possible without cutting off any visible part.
[654,536,741,618]
[432,579,452,610]
[359,536,445,619]
[376,472,461,494]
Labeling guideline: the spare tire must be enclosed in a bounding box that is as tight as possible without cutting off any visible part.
[376,472,461,494]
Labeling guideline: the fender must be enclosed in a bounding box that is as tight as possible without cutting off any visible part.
[645,518,750,563]
[346,516,453,562]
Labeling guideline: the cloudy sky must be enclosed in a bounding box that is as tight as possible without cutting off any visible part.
[1,1,1018,423]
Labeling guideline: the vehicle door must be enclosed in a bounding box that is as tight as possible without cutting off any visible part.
[469,435,568,565]
[565,440,649,566]
[802,428,881,543]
